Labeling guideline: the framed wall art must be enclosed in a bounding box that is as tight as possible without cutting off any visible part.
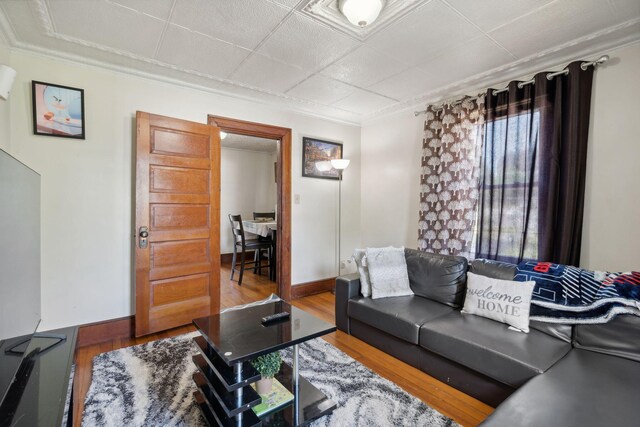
[32,81,85,139]
[302,137,343,180]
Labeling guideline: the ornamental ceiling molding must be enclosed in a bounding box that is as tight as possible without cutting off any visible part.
[0,0,361,124]
[298,0,430,40]
[1,1,639,125]
[364,17,640,122]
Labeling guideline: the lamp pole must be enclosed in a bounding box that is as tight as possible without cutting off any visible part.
[315,159,350,278]
[330,159,350,277]
[337,169,343,277]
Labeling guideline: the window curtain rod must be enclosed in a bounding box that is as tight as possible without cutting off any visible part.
[413,94,482,116]
[491,55,608,95]
[414,54,609,116]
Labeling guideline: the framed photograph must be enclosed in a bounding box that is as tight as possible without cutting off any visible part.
[32,81,85,139]
[302,137,343,180]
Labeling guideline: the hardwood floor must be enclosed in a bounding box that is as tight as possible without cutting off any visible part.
[73,264,493,426]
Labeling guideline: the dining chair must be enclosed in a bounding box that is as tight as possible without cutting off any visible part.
[252,212,276,274]
[228,214,271,285]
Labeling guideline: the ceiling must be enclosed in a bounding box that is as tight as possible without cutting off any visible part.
[222,132,278,153]
[0,0,638,125]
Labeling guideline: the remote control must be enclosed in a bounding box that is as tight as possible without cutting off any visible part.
[261,312,290,324]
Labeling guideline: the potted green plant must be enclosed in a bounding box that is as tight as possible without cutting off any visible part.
[251,351,282,395]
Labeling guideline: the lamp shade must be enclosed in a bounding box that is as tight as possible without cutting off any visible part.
[0,65,16,100]
[315,160,332,172]
[339,0,385,27]
[331,159,350,170]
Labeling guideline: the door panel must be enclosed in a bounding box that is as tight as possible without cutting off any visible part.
[151,273,209,306]
[135,111,220,336]
[151,128,210,158]
[149,166,210,194]
[151,205,210,230]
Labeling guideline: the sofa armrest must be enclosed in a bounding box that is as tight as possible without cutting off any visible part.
[335,273,361,334]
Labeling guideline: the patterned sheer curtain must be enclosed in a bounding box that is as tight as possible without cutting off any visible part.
[418,96,486,258]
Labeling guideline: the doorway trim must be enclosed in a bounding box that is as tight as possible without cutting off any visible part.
[208,115,292,301]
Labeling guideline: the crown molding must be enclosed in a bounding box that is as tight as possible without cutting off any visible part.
[10,40,363,126]
[2,2,639,127]
[0,0,362,126]
[362,17,640,123]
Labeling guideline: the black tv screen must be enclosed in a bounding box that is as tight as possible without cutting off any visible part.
[0,149,41,404]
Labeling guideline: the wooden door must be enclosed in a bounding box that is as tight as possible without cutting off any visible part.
[135,112,220,336]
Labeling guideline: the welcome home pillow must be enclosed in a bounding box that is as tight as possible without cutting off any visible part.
[366,246,413,300]
[462,272,535,332]
[352,249,372,297]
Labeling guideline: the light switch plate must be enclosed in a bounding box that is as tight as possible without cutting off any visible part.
[294,194,300,204]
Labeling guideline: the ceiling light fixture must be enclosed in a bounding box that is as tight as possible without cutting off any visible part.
[339,0,385,27]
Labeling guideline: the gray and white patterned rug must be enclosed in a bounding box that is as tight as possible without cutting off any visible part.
[82,333,458,427]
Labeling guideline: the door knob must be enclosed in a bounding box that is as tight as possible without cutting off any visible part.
[139,226,149,248]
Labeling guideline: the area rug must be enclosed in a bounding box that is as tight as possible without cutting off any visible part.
[82,333,458,426]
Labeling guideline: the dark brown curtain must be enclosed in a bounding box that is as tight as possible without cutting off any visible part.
[476,61,594,266]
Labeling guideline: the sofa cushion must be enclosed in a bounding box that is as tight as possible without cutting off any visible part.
[419,311,571,387]
[469,258,572,342]
[405,249,467,307]
[480,349,640,427]
[348,296,453,345]
[574,314,640,362]
[469,258,516,280]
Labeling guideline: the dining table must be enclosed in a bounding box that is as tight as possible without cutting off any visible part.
[242,219,277,281]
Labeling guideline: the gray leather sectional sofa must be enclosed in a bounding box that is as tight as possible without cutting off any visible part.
[335,249,640,426]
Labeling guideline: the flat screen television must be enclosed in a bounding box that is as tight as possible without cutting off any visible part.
[0,148,41,407]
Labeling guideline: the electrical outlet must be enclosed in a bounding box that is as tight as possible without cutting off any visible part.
[294,194,300,204]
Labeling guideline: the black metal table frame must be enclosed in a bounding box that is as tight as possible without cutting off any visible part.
[192,303,336,426]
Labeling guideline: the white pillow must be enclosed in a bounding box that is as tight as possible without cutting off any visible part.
[352,249,371,297]
[462,272,535,332]
[366,246,413,300]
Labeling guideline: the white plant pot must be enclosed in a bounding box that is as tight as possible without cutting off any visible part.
[256,377,273,395]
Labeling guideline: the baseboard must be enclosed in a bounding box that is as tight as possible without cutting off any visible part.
[77,315,135,347]
[77,274,333,346]
[291,277,336,299]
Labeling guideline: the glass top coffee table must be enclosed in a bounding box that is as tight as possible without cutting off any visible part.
[191,301,337,426]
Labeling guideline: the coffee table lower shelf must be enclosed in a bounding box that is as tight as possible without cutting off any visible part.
[194,361,336,426]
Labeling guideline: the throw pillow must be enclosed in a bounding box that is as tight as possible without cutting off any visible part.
[352,249,371,297]
[462,272,535,332]
[366,246,413,300]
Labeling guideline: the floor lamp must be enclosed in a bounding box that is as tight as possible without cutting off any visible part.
[316,159,350,276]
[331,159,350,276]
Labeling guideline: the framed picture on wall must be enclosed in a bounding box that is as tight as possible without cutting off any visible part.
[32,81,85,139]
[302,137,343,180]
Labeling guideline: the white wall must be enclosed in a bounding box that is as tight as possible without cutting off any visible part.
[4,50,361,330]
[361,42,640,271]
[220,147,277,254]
[581,43,640,272]
[361,111,423,248]
[0,35,9,150]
